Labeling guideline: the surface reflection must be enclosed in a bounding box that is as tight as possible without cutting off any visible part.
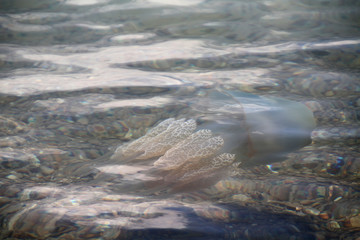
[0,0,359,239]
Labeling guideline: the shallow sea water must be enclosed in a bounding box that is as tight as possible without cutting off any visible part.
[0,0,360,239]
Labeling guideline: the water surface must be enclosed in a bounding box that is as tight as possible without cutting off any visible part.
[0,0,360,239]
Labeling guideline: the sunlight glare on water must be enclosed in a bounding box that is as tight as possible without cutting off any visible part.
[0,0,359,239]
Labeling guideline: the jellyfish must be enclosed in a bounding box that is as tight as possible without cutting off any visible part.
[109,89,316,192]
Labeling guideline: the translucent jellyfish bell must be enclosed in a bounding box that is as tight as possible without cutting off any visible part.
[191,90,316,167]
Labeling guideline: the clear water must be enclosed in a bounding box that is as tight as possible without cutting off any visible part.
[0,0,360,239]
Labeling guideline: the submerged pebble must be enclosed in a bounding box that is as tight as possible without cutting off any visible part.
[0,116,28,136]
[0,1,359,239]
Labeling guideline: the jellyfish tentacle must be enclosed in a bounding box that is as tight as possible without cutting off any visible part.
[110,118,239,192]
[111,118,196,161]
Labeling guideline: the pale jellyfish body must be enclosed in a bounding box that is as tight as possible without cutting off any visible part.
[109,90,316,192]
